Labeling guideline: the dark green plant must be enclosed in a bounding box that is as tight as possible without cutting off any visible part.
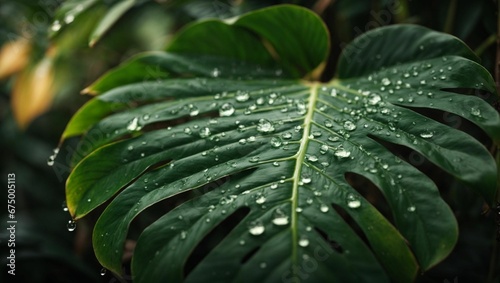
[58,5,499,283]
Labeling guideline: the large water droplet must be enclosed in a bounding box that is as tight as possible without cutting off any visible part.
[470,107,481,117]
[127,117,140,131]
[346,194,361,208]
[272,209,289,226]
[189,105,200,117]
[51,20,62,32]
[100,268,107,276]
[255,195,266,204]
[301,174,312,184]
[257,119,275,133]
[67,220,76,232]
[343,121,356,131]
[270,137,282,148]
[419,131,433,139]
[334,148,351,158]
[320,203,329,213]
[298,236,310,247]
[235,91,250,102]
[368,94,381,105]
[307,155,318,162]
[199,127,211,138]
[249,221,265,236]
[219,103,235,117]
[381,78,391,86]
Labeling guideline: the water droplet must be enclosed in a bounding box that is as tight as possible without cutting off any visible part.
[239,239,245,245]
[51,20,61,32]
[282,132,292,139]
[368,94,381,105]
[270,137,282,148]
[334,148,351,158]
[211,68,220,77]
[324,119,333,128]
[301,174,312,184]
[381,78,391,86]
[320,203,329,213]
[257,119,275,133]
[420,80,426,85]
[87,198,91,202]
[343,121,356,131]
[249,156,260,163]
[298,236,310,247]
[127,117,140,131]
[219,103,235,116]
[307,155,318,162]
[199,127,211,138]
[255,195,266,204]
[67,220,76,232]
[272,209,289,226]
[470,107,481,117]
[189,106,199,117]
[64,14,75,24]
[260,262,267,269]
[346,194,361,208]
[249,221,265,235]
[320,144,329,154]
[407,206,416,212]
[419,131,433,139]
[100,268,107,276]
[180,230,187,239]
[47,148,59,166]
[235,91,250,102]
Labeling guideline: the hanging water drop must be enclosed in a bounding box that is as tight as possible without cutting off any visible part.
[334,148,351,158]
[62,201,68,212]
[67,220,76,232]
[100,268,107,276]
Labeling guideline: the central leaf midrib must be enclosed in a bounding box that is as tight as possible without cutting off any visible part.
[290,82,319,266]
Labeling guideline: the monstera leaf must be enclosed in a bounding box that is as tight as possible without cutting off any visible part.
[60,5,500,283]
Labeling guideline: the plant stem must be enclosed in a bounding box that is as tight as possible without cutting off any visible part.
[475,35,497,57]
[443,0,457,34]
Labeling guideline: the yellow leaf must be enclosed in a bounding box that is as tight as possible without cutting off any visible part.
[0,39,31,79]
[11,57,55,129]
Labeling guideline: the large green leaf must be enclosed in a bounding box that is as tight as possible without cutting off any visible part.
[60,5,500,283]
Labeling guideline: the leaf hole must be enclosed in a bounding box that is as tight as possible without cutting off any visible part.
[314,227,344,254]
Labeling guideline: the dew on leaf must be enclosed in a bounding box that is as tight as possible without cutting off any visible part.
[367,94,381,105]
[270,137,282,148]
[334,148,351,158]
[199,127,211,138]
[255,195,266,204]
[419,131,433,139]
[470,107,481,117]
[257,119,275,133]
[235,91,250,102]
[301,174,312,184]
[407,206,416,212]
[346,194,361,208]
[307,155,318,162]
[343,121,356,131]
[67,220,76,232]
[248,221,265,236]
[320,203,329,213]
[298,236,310,247]
[272,209,289,226]
[219,103,235,116]
[127,117,140,131]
